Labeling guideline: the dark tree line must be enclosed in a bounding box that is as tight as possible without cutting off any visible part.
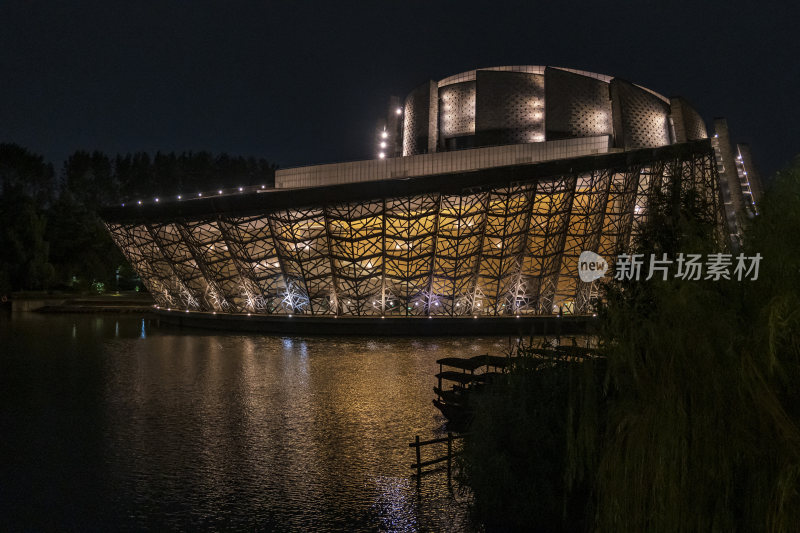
[0,143,276,294]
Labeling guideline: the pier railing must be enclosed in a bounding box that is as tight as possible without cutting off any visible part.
[409,433,467,486]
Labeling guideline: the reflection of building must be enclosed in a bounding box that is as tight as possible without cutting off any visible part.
[102,66,754,320]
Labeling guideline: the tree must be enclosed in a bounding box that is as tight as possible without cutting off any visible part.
[0,143,56,207]
[0,185,54,291]
[568,158,800,532]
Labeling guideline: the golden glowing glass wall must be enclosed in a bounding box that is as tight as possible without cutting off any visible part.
[106,150,719,317]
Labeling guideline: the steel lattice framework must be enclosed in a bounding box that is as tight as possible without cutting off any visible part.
[104,142,721,317]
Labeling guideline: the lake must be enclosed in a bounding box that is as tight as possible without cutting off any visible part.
[0,312,526,531]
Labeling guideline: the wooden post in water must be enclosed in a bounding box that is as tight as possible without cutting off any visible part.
[415,435,422,485]
[446,432,453,485]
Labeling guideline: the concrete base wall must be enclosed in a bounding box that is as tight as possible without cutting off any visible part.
[153,309,596,337]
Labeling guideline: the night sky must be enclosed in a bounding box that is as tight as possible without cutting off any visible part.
[1,1,798,177]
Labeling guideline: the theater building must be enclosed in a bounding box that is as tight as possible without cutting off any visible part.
[102,66,757,329]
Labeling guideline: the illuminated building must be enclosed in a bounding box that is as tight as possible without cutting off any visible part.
[102,66,754,326]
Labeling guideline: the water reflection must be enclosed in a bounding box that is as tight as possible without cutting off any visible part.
[0,313,545,530]
[372,476,417,531]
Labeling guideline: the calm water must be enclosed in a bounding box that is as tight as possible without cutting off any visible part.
[0,312,520,531]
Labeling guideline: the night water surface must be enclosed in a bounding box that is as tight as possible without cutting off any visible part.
[0,312,522,531]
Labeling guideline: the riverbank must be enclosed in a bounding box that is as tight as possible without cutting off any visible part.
[6,291,154,313]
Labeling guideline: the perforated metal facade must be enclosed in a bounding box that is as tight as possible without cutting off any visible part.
[475,70,545,146]
[610,78,672,149]
[438,81,476,146]
[670,96,708,143]
[400,65,677,156]
[545,67,613,140]
[402,81,436,157]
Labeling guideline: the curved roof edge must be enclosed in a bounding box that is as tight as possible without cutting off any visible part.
[435,65,669,103]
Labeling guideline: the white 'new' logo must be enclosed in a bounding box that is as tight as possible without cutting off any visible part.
[578,251,608,282]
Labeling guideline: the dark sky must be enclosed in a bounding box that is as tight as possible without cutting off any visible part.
[1,0,798,177]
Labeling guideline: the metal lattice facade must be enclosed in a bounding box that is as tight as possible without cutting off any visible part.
[105,142,721,318]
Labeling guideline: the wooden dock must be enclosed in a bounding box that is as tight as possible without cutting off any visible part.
[432,345,602,425]
[409,432,466,488]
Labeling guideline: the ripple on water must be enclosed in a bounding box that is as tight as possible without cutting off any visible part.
[0,314,537,530]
